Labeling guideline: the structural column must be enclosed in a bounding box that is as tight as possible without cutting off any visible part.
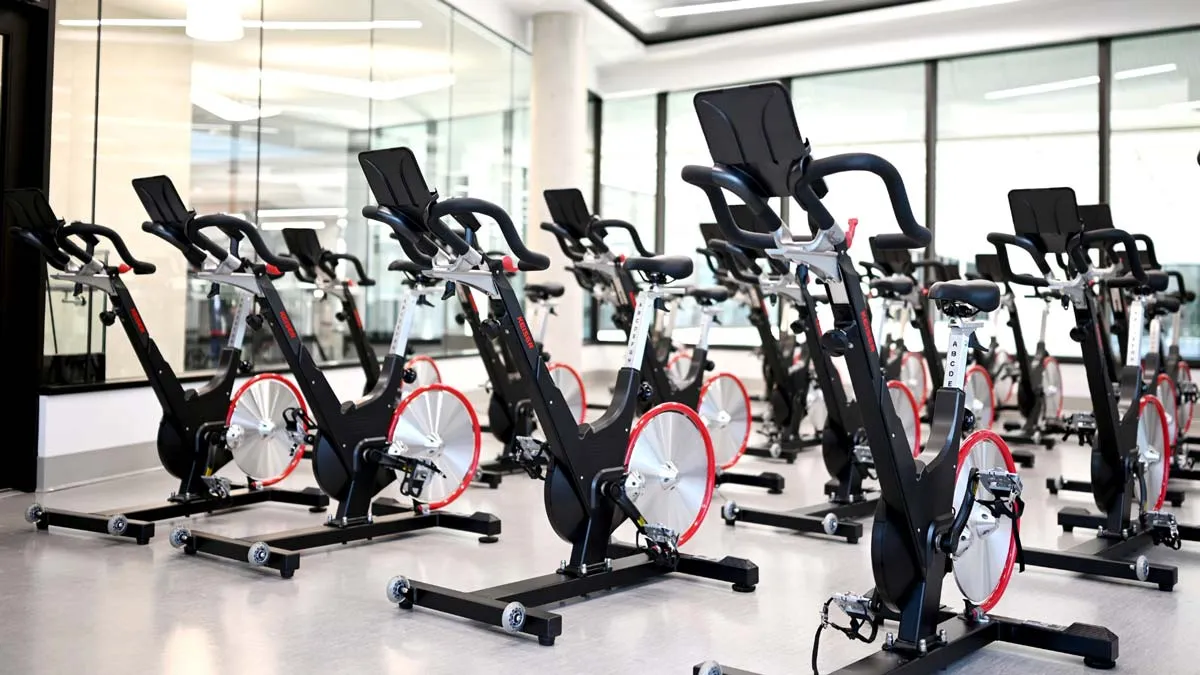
[527,12,587,368]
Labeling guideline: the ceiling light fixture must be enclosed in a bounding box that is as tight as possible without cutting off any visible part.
[59,19,421,31]
[258,207,348,218]
[191,90,281,122]
[984,63,1177,100]
[186,0,244,42]
[654,0,829,18]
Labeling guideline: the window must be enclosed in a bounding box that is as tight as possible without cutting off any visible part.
[937,44,1099,358]
[45,0,531,387]
[1110,31,1200,358]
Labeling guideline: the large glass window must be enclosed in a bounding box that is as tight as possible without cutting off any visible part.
[937,44,1099,358]
[1111,31,1200,358]
[45,0,531,387]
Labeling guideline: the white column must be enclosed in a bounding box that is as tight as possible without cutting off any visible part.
[527,12,587,368]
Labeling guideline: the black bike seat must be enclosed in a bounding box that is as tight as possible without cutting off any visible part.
[388,259,424,274]
[623,255,693,281]
[1152,294,1181,315]
[524,282,565,300]
[869,275,915,297]
[928,279,1001,313]
[688,286,730,304]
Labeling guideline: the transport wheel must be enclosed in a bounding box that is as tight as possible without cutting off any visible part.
[698,661,723,675]
[801,384,827,436]
[1136,395,1171,512]
[547,362,587,423]
[247,541,271,567]
[1156,373,1179,449]
[992,350,1017,406]
[887,380,921,458]
[965,365,996,430]
[385,575,411,605]
[625,402,716,547]
[388,384,481,510]
[106,514,129,536]
[901,351,929,409]
[698,373,752,470]
[501,602,527,633]
[1180,362,1194,434]
[666,351,693,390]
[404,355,442,394]
[24,503,44,524]
[721,501,739,523]
[226,373,309,484]
[952,430,1018,613]
[168,526,190,549]
[1041,356,1063,421]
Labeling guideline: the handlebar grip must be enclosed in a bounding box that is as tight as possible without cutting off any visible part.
[362,206,434,269]
[870,233,927,251]
[709,239,760,284]
[141,221,207,268]
[326,253,375,286]
[986,232,1050,288]
[1070,229,1145,281]
[594,219,653,256]
[431,198,549,271]
[801,153,929,246]
[1132,233,1160,270]
[681,165,780,250]
[1166,270,1191,300]
[189,214,300,272]
[58,223,157,274]
[539,222,587,262]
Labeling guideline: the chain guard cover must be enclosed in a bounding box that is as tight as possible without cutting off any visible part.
[544,461,624,543]
[487,393,514,443]
[870,500,919,613]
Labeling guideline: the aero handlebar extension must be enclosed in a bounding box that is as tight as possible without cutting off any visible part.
[186,214,299,272]
[57,222,157,274]
[539,222,587,262]
[709,239,763,285]
[985,233,1052,288]
[428,198,549,272]
[141,221,209,268]
[681,165,780,251]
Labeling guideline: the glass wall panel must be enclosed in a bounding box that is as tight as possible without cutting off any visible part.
[44,0,531,387]
[1111,31,1200,358]
[937,44,1099,358]
[595,94,659,342]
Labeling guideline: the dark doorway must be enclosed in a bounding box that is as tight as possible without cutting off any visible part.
[0,0,55,492]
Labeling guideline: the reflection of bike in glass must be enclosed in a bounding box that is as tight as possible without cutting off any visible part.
[9,184,327,545]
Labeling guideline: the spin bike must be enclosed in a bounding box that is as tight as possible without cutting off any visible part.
[139,176,499,578]
[995,187,1196,591]
[686,80,1115,675]
[8,186,328,544]
[358,146,757,646]
[972,252,1062,449]
[280,227,442,395]
[542,189,781,492]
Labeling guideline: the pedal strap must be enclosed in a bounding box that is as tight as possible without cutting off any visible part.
[979,494,1026,572]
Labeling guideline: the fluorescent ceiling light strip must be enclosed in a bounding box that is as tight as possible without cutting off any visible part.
[1114,63,1177,79]
[258,207,347,218]
[655,0,828,18]
[984,63,1178,101]
[59,19,420,30]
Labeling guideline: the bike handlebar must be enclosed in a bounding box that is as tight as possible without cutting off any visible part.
[796,154,929,250]
[11,229,72,270]
[324,252,375,286]
[1067,229,1147,282]
[539,222,587,262]
[986,233,1051,288]
[141,221,208,268]
[428,197,549,271]
[362,205,435,269]
[681,165,780,251]
[592,219,653,256]
[1131,233,1160,270]
[187,214,299,272]
[57,223,157,274]
[1166,270,1196,303]
[709,239,762,284]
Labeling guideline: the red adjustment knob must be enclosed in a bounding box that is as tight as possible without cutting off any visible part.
[502,256,518,274]
[117,263,131,274]
[922,287,929,296]
[346,279,355,287]
[618,254,626,262]
[846,218,859,249]
[265,263,281,276]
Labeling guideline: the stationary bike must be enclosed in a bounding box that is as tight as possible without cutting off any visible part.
[357,146,757,646]
[8,186,328,544]
[279,227,441,395]
[541,189,779,491]
[685,80,1115,675]
[995,187,1195,591]
[137,175,499,578]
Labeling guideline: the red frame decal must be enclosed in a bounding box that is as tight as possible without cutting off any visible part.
[279,311,298,339]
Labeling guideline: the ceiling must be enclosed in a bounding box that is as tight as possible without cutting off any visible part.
[589,0,928,43]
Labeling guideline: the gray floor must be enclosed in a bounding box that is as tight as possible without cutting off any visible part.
[1,420,1194,675]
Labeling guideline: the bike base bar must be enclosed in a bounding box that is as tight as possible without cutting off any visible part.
[724,497,875,544]
[716,470,786,494]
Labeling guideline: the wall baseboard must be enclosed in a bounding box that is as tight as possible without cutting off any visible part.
[38,442,160,492]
